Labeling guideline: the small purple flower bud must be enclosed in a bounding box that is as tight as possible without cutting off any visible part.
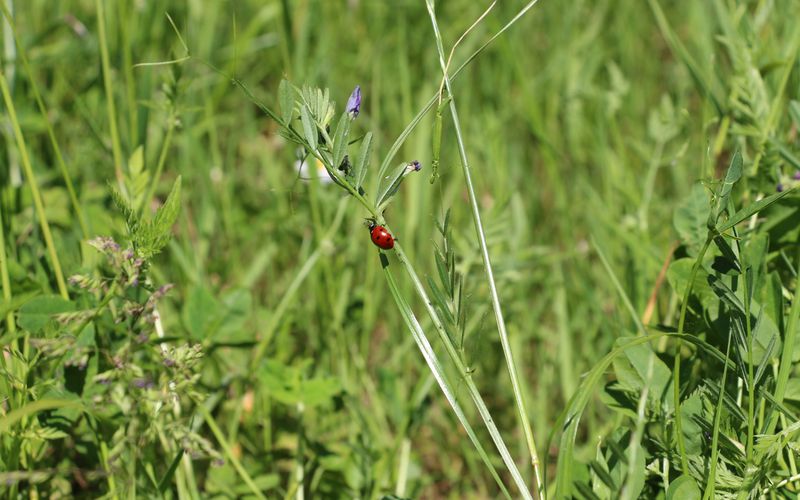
[794,171,800,180]
[410,160,422,171]
[163,358,176,367]
[124,249,134,260]
[132,378,151,389]
[346,85,361,117]
[777,183,784,192]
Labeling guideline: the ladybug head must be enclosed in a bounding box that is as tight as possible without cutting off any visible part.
[364,218,377,231]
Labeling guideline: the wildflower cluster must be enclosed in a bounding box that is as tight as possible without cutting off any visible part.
[274,81,422,222]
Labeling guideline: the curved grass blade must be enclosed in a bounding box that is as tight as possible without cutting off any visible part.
[548,332,735,499]
[381,254,512,499]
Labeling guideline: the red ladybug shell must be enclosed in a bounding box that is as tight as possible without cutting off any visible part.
[369,223,395,250]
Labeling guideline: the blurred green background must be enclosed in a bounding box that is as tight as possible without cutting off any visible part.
[3,0,797,497]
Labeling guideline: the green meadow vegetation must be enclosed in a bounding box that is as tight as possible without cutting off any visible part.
[2,0,800,498]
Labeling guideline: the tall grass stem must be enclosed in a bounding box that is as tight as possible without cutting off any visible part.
[0,70,69,299]
[424,1,542,495]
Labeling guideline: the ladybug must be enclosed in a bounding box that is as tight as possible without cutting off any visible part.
[367,219,395,250]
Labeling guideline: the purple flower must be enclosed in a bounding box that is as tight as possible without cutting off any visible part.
[410,160,422,172]
[793,171,800,180]
[777,183,784,192]
[346,85,361,117]
[132,378,154,389]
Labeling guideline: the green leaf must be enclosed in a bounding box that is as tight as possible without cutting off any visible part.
[551,332,735,499]
[674,183,710,256]
[279,79,293,124]
[713,151,742,222]
[667,259,717,313]
[135,176,181,258]
[300,104,317,151]
[216,288,252,342]
[666,475,701,500]
[355,131,373,189]
[377,163,411,210]
[152,176,181,240]
[158,449,184,494]
[258,360,341,408]
[18,295,74,333]
[618,337,674,409]
[0,292,39,323]
[128,145,144,176]
[110,182,139,230]
[717,187,795,232]
[331,112,351,170]
[183,285,221,340]
[679,390,704,455]
[783,378,800,401]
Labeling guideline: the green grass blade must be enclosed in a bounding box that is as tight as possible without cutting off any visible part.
[0,3,89,239]
[95,0,125,189]
[158,449,184,495]
[0,399,84,433]
[381,254,512,500]
[194,399,265,500]
[390,242,532,499]
[0,70,69,299]
[424,2,543,494]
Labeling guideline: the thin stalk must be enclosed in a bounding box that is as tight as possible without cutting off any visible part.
[392,243,532,499]
[704,334,733,500]
[424,1,542,495]
[95,0,126,189]
[378,0,542,177]
[0,3,89,239]
[249,248,321,370]
[0,69,69,299]
[99,440,119,499]
[737,241,755,461]
[194,398,266,500]
[673,234,713,474]
[382,253,516,499]
[141,113,176,216]
[0,197,14,338]
[396,438,411,497]
[768,245,800,434]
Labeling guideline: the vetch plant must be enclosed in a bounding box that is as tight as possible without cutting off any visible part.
[234,4,544,497]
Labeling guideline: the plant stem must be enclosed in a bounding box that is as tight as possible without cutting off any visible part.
[392,243,532,499]
[768,245,800,434]
[141,112,176,216]
[195,398,266,500]
[0,69,69,299]
[0,3,89,239]
[95,0,126,190]
[0,196,14,338]
[424,1,542,495]
[673,234,713,474]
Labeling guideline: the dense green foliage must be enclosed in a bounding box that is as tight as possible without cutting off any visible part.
[2,0,800,498]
